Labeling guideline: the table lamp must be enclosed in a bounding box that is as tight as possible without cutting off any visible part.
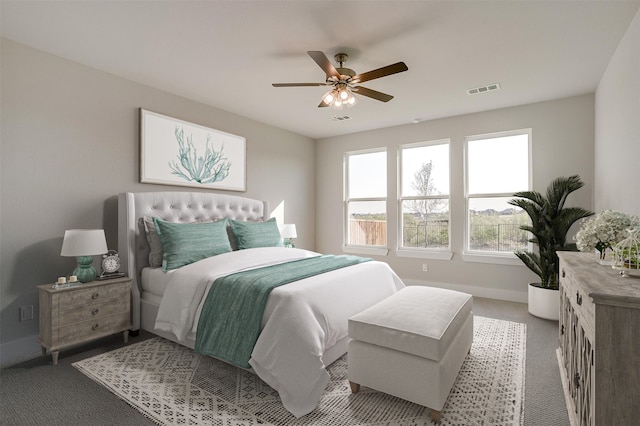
[60,229,108,283]
[279,224,297,248]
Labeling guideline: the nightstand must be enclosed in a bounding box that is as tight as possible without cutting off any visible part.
[37,276,131,365]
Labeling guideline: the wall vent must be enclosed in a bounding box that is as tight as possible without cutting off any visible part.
[330,115,351,121]
[467,83,501,95]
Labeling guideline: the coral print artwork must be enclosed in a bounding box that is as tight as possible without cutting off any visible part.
[140,109,246,192]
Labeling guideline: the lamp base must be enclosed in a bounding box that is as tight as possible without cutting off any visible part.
[73,255,97,283]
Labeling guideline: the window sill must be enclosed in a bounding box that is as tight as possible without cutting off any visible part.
[342,246,389,257]
[395,249,454,260]
[462,252,523,266]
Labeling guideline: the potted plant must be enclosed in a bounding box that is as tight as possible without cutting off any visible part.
[508,175,593,320]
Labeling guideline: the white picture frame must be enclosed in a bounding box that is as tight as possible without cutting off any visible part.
[139,109,246,192]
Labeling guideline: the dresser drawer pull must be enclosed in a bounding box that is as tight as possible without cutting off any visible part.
[91,292,100,300]
[91,323,100,331]
[576,292,582,306]
[91,308,100,316]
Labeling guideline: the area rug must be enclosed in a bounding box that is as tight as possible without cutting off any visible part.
[73,316,526,425]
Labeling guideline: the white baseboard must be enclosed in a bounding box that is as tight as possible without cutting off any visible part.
[403,279,528,304]
[0,333,42,367]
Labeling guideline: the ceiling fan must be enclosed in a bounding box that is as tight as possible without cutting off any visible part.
[272,51,408,109]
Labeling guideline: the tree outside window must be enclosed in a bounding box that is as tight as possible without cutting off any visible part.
[399,141,450,250]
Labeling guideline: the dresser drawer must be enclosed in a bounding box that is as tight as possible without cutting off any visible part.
[58,297,128,326]
[56,282,128,307]
[57,312,130,345]
[560,264,595,340]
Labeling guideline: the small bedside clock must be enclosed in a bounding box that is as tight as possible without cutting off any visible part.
[98,250,125,279]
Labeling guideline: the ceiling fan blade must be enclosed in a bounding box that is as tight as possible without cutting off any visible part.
[354,86,394,102]
[272,83,326,87]
[307,51,340,78]
[354,62,408,83]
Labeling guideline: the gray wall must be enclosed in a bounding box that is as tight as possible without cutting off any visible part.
[595,8,640,216]
[316,95,595,301]
[0,40,316,364]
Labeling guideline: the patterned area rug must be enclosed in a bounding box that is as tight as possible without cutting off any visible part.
[73,316,526,425]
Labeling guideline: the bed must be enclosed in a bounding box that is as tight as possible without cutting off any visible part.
[117,191,405,417]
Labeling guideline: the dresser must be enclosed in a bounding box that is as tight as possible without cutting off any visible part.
[38,276,131,365]
[557,252,640,426]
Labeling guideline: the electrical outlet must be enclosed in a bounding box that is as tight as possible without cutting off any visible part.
[19,305,34,321]
[422,263,429,272]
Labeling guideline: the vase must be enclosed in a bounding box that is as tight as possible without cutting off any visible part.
[595,248,613,265]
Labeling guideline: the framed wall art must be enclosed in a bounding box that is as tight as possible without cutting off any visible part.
[139,109,246,192]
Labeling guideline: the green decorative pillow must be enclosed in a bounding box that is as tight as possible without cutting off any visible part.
[230,218,283,250]
[153,217,232,271]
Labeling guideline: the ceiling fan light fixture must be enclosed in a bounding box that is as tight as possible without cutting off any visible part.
[323,90,336,104]
[273,51,408,108]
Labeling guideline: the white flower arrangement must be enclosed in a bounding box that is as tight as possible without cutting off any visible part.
[575,210,640,253]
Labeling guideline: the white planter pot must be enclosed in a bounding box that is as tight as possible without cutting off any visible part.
[528,283,559,320]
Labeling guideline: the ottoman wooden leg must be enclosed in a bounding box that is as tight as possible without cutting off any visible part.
[349,381,360,393]
[430,409,442,423]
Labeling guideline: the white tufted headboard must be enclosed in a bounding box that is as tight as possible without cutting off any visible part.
[118,191,269,330]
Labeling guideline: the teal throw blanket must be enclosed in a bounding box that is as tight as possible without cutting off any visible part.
[194,254,371,368]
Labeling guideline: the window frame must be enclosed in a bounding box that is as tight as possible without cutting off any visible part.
[343,148,389,256]
[462,128,532,264]
[396,139,453,260]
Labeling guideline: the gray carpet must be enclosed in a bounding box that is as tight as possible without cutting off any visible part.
[0,297,569,426]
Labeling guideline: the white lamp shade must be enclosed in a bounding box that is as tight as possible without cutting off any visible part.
[60,229,108,256]
[279,224,297,239]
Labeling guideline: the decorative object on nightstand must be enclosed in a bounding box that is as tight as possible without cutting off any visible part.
[60,229,108,283]
[279,224,297,248]
[98,249,125,280]
[612,228,640,277]
[38,276,132,365]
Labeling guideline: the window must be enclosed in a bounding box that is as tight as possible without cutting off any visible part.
[465,129,531,256]
[399,141,450,252]
[344,149,387,247]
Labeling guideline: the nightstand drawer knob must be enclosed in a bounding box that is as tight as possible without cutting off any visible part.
[91,292,100,300]
[91,323,100,331]
[91,308,99,316]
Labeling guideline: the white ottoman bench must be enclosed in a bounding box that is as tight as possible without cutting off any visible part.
[348,286,473,423]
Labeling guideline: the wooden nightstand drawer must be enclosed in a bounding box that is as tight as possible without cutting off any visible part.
[57,312,130,344]
[38,276,132,365]
[56,282,127,307]
[59,297,128,326]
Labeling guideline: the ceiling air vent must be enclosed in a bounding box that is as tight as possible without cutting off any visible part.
[330,115,351,121]
[467,83,501,95]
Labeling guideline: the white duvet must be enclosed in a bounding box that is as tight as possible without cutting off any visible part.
[154,247,405,417]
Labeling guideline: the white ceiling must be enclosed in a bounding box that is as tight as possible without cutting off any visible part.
[2,1,638,140]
